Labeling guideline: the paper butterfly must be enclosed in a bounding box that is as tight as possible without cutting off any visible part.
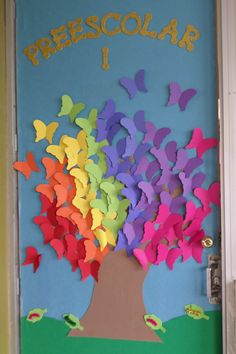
[13,151,40,180]
[58,95,86,123]
[186,128,218,158]
[33,119,59,144]
[22,246,42,273]
[167,82,197,111]
[75,108,98,135]
[119,69,148,99]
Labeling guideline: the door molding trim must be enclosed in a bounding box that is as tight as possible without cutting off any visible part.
[217,0,236,353]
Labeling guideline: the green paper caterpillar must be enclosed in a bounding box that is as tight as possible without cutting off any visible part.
[185,304,210,320]
[144,314,166,333]
[27,308,47,323]
[63,314,84,331]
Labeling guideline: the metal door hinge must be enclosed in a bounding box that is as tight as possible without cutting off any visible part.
[206,255,221,304]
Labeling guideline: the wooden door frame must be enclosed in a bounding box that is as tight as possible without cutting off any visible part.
[0,0,19,353]
[0,0,235,353]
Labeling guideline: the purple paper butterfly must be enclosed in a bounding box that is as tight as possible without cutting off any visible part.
[119,69,148,99]
[167,82,197,111]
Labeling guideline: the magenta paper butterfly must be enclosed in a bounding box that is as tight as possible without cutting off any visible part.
[167,82,197,111]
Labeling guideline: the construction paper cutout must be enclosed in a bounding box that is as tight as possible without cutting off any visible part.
[54,185,68,207]
[36,184,54,203]
[75,108,97,135]
[174,149,188,170]
[208,181,220,207]
[167,82,197,111]
[133,110,147,133]
[101,47,110,71]
[94,228,113,251]
[41,157,65,179]
[151,148,170,171]
[133,143,151,165]
[192,172,206,189]
[166,248,182,270]
[22,246,42,273]
[98,99,116,120]
[39,194,52,214]
[91,208,104,230]
[133,248,148,269]
[156,244,169,265]
[138,181,155,204]
[185,304,209,320]
[144,314,166,333]
[143,121,156,143]
[119,69,147,99]
[135,156,150,176]
[194,183,219,212]
[13,152,40,180]
[145,160,160,180]
[123,223,136,245]
[33,120,59,143]
[184,157,203,176]
[63,314,84,331]
[46,136,66,163]
[120,117,137,138]
[50,239,64,259]
[58,95,86,123]
[27,308,47,323]
[179,172,192,196]
[154,128,171,149]
[165,141,177,163]
[39,223,55,244]
[186,128,218,158]
[123,136,136,158]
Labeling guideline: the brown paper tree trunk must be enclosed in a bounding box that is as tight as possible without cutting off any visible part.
[69,250,161,342]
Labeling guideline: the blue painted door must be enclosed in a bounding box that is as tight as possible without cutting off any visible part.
[16,1,222,353]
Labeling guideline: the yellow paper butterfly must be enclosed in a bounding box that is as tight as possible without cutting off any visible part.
[46,135,67,163]
[94,227,116,251]
[33,119,59,144]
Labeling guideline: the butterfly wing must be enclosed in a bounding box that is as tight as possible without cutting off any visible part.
[138,181,155,204]
[75,117,92,136]
[154,127,171,149]
[36,184,54,203]
[22,246,42,273]
[133,110,146,133]
[26,152,40,172]
[58,95,74,117]
[119,77,137,99]
[98,99,116,120]
[197,138,218,158]
[151,148,170,171]
[165,141,177,163]
[45,122,59,144]
[88,108,98,129]
[13,161,31,180]
[133,248,148,269]
[69,102,86,123]
[120,117,137,138]
[50,239,65,259]
[135,69,148,93]
[186,128,203,150]
[46,145,66,164]
[143,121,156,143]
[167,82,182,106]
[33,119,47,142]
[54,184,68,208]
[179,88,197,111]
